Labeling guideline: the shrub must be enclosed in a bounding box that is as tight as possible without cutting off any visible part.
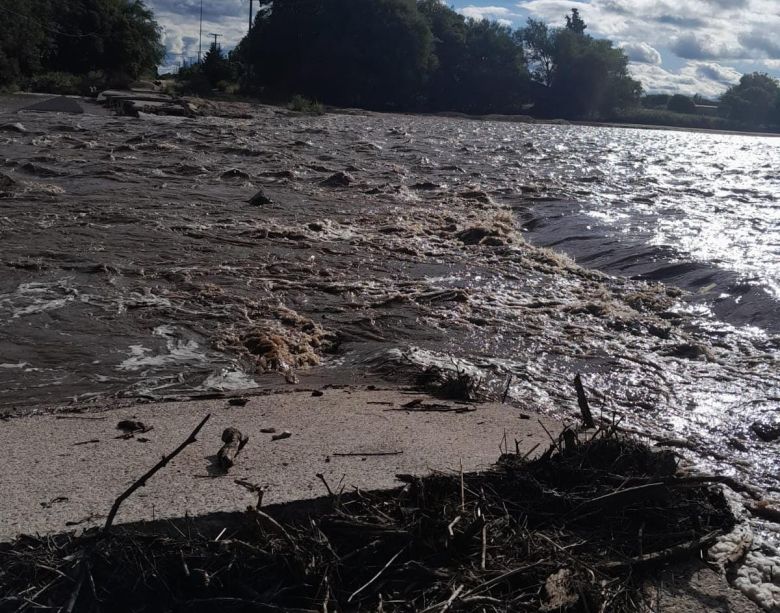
[26,72,81,95]
[666,94,696,114]
[288,94,324,115]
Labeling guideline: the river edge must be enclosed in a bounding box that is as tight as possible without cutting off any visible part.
[0,386,764,612]
[1,93,779,608]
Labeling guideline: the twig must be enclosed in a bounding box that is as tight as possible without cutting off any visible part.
[442,584,464,612]
[598,532,720,573]
[480,522,487,570]
[316,473,334,497]
[501,375,512,404]
[333,451,403,457]
[459,459,465,513]
[447,516,461,537]
[254,508,297,548]
[574,373,595,429]
[103,414,210,534]
[347,546,406,603]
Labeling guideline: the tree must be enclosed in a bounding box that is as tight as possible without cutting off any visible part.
[242,0,434,110]
[0,0,163,87]
[519,12,641,118]
[565,8,586,35]
[417,1,530,114]
[519,19,555,86]
[202,43,234,87]
[720,72,780,126]
[667,94,696,114]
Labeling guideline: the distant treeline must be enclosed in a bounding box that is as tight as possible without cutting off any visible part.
[0,0,163,92]
[232,1,642,120]
[636,74,780,131]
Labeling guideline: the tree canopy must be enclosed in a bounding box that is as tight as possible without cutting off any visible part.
[234,2,641,119]
[719,72,780,127]
[0,0,164,89]
[519,9,641,118]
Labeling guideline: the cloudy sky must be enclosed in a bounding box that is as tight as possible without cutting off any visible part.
[147,0,780,98]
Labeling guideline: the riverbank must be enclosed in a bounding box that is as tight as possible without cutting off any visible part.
[1,93,779,609]
[0,385,765,612]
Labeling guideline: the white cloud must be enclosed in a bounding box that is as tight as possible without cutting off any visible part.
[517,0,780,93]
[619,41,662,65]
[458,5,520,20]
[628,61,741,97]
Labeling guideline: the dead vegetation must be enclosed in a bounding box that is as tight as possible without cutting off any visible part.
[0,423,736,612]
[221,306,338,376]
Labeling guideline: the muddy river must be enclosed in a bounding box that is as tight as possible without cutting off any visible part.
[1,98,778,513]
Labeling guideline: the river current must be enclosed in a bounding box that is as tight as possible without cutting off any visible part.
[1,98,778,525]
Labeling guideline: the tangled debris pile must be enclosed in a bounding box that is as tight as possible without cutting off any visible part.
[0,427,736,612]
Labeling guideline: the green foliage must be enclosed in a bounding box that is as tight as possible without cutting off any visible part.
[240,0,434,111]
[720,72,780,126]
[233,1,640,118]
[565,8,587,35]
[0,0,163,88]
[288,94,324,115]
[611,108,741,131]
[202,43,237,88]
[520,12,641,118]
[26,72,83,95]
[666,94,696,114]
[642,94,671,109]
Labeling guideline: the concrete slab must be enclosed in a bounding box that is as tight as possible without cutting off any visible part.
[0,387,557,541]
[19,95,84,114]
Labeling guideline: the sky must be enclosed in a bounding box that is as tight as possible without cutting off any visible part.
[147,0,780,98]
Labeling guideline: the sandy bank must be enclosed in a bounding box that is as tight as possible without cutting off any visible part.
[0,385,559,540]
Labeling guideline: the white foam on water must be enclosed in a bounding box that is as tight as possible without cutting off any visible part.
[0,280,77,318]
[200,368,259,391]
[117,337,209,372]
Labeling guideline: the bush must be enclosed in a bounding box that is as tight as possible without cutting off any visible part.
[288,94,324,114]
[25,72,82,95]
[666,94,696,114]
[180,72,212,96]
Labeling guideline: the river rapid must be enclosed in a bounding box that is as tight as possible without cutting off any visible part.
[1,99,779,521]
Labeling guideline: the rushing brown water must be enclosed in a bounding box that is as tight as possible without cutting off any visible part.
[1,97,778,509]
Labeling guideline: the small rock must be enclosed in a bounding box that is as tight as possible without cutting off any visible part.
[260,427,276,434]
[457,226,498,245]
[751,422,780,442]
[247,190,273,205]
[308,221,324,232]
[320,171,354,187]
[228,397,250,406]
[220,168,251,182]
[312,390,324,397]
[116,420,151,434]
[272,430,292,441]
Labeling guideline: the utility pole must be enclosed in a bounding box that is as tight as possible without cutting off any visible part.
[198,0,203,63]
[209,33,222,51]
[249,0,253,34]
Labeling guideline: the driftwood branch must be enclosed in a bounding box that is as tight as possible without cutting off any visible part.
[217,427,249,472]
[103,414,211,534]
[598,531,720,573]
[574,373,595,429]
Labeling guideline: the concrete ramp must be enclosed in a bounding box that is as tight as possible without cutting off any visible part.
[19,95,85,114]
